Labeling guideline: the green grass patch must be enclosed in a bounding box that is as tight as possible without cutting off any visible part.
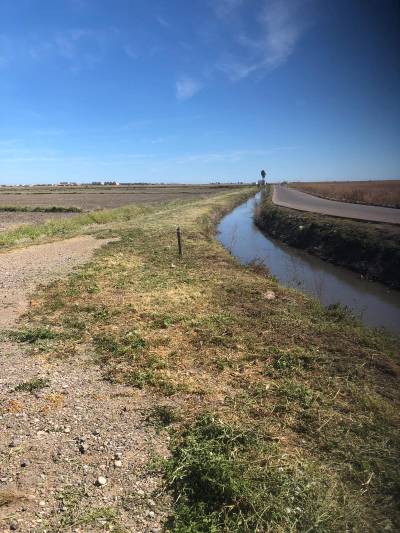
[10,327,57,343]
[93,331,146,362]
[14,377,50,393]
[165,414,370,532]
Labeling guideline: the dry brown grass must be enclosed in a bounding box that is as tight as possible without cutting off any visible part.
[290,180,400,208]
[0,491,27,507]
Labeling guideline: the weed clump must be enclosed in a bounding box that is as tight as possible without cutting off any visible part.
[271,346,316,374]
[14,377,50,393]
[148,405,179,428]
[10,327,57,343]
[93,331,146,362]
[325,302,357,323]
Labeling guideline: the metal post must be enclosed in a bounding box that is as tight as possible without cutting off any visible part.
[176,226,183,257]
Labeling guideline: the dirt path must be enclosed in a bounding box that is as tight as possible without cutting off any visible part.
[273,184,400,224]
[0,236,112,329]
[0,237,170,532]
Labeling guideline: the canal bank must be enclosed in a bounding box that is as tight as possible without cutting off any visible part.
[217,193,400,335]
[253,189,400,289]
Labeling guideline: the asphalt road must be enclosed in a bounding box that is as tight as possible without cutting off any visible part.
[272,185,400,224]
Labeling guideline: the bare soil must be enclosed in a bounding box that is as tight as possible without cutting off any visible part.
[0,237,170,532]
[0,185,237,211]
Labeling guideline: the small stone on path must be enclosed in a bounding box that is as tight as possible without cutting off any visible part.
[96,476,107,487]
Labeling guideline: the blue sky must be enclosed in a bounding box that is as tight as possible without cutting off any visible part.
[0,0,399,184]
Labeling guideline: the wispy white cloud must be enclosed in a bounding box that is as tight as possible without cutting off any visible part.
[4,27,119,72]
[217,0,313,80]
[68,0,88,9]
[261,0,309,68]
[150,136,173,144]
[53,29,93,60]
[123,44,138,60]
[173,1,312,94]
[173,146,295,164]
[213,0,245,19]
[156,15,170,28]
[1,151,154,164]
[176,76,203,100]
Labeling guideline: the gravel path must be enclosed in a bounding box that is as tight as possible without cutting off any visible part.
[0,237,170,532]
[0,236,111,329]
[273,184,400,224]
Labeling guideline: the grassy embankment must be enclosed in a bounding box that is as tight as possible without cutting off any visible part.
[289,180,400,209]
[10,188,400,531]
[255,188,400,289]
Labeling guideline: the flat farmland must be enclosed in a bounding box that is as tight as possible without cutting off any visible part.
[0,184,237,210]
[0,184,239,231]
[289,180,400,208]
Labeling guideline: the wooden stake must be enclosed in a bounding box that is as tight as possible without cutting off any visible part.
[176,226,183,256]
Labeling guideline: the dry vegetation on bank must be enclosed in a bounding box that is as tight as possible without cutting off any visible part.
[2,189,400,531]
[290,180,400,208]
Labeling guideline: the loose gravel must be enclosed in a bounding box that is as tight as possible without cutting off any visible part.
[0,237,170,532]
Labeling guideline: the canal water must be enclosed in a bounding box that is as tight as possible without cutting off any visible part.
[217,194,400,335]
